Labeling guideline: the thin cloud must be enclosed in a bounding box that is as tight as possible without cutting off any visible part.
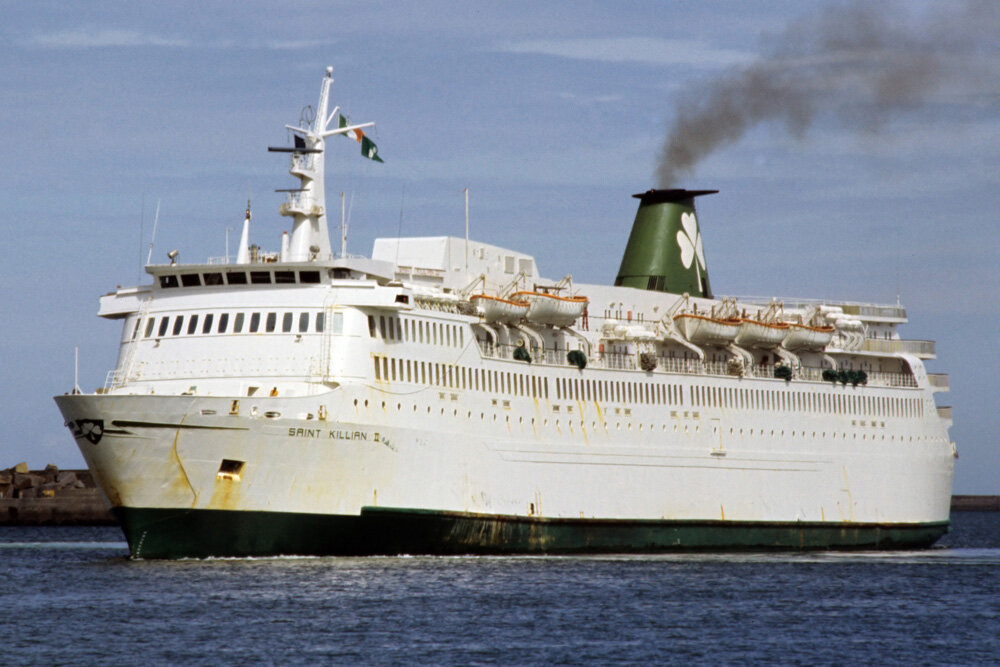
[499,36,750,67]
[26,28,189,49]
[265,39,334,51]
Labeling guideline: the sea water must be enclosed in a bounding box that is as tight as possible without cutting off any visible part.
[1,513,998,665]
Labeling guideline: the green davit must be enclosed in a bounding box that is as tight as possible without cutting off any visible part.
[614,189,717,298]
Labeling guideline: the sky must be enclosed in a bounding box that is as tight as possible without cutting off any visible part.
[1,1,997,493]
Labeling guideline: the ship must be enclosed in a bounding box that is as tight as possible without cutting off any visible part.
[54,67,955,558]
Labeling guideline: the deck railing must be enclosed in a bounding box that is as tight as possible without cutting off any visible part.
[860,338,936,357]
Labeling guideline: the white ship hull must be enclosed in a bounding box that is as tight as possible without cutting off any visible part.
[56,370,953,557]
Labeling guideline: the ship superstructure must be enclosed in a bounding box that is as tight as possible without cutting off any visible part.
[55,68,955,558]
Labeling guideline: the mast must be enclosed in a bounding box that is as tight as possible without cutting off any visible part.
[278,66,374,262]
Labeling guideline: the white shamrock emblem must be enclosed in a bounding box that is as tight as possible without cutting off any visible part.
[676,211,706,292]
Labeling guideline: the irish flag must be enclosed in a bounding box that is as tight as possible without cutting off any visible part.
[338,114,365,142]
[339,114,384,162]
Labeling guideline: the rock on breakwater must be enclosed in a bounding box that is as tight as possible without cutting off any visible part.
[1,463,115,525]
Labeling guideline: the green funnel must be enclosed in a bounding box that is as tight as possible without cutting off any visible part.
[614,189,717,298]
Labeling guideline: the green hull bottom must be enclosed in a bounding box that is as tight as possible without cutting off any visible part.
[114,506,951,559]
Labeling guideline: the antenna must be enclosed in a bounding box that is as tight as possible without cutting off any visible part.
[74,346,81,394]
[395,183,406,267]
[145,200,161,266]
[138,193,145,282]
[464,187,469,270]
[340,192,346,258]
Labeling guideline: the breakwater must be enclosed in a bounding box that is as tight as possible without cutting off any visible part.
[1,464,115,525]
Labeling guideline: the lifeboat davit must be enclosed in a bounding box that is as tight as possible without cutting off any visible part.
[673,313,741,345]
[511,291,588,327]
[782,323,835,351]
[735,319,789,348]
[470,294,529,324]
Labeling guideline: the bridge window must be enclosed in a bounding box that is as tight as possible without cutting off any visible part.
[203,273,223,286]
[159,275,178,288]
[226,272,247,285]
[181,274,201,287]
[300,270,321,284]
[275,271,295,284]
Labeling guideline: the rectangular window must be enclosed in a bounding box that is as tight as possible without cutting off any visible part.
[298,312,309,333]
[249,313,260,333]
[203,272,224,286]
[379,316,387,339]
[233,313,244,333]
[187,314,199,335]
[202,313,214,334]
[316,312,325,332]
[274,271,295,284]
[218,313,230,333]
[282,312,293,333]
[265,312,277,332]
[300,270,321,284]
[172,316,184,336]
[226,272,248,285]
[374,357,381,380]
[368,315,376,337]
[144,318,156,338]
[181,273,201,287]
[250,271,271,284]
[159,275,179,288]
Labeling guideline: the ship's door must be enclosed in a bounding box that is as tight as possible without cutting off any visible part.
[709,417,725,456]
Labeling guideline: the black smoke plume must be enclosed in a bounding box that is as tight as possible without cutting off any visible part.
[656,1,999,187]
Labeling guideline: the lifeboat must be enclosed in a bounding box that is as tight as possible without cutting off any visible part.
[470,294,529,324]
[782,323,835,351]
[735,319,789,348]
[673,313,741,345]
[511,291,588,327]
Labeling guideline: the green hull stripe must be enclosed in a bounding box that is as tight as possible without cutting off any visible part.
[114,506,950,559]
